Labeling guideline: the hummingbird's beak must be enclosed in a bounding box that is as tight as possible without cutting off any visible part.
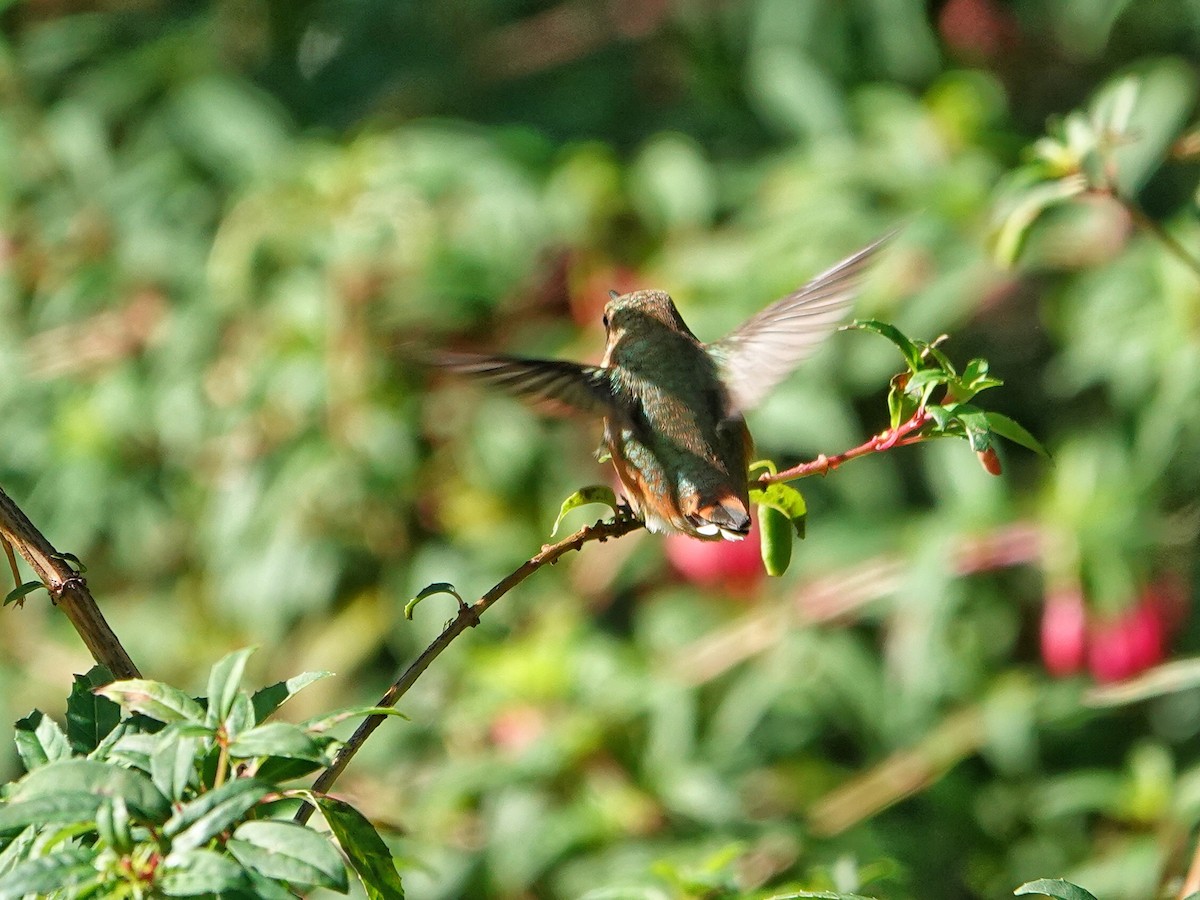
[608,289,620,300]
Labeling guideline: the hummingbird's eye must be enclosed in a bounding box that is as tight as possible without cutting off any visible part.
[602,313,610,329]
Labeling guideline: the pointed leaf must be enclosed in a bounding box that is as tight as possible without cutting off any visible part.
[205,647,256,727]
[66,668,121,754]
[551,485,619,535]
[229,820,349,891]
[164,778,271,851]
[227,722,330,763]
[251,671,332,724]
[846,319,922,370]
[984,412,1051,458]
[10,758,170,822]
[158,848,248,895]
[404,582,464,621]
[0,847,97,899]
[1014,879,1099,900]
[151,727,201,802]
[317,796,405,900]
[97,680,205,725]
[13,710,71,771]
[0,792,103,830]
[4,582,45,607]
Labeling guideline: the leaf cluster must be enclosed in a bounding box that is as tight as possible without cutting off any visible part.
[0,651,404,899]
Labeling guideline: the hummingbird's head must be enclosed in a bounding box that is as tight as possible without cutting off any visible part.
[602,290,696,341]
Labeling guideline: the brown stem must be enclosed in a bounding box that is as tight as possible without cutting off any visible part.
[295,512,644,824]
[758,408,932,486]
[0,485,140,679]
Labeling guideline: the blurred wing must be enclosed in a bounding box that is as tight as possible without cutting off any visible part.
[436,351,612,416]
[707,233,893,412]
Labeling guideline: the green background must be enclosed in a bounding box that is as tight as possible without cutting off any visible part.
[2,1,1200,897]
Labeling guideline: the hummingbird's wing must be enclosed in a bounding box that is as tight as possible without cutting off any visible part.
[706,233,892,412]
[436,351,613,416]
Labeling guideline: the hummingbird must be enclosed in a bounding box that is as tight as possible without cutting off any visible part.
[438,235,890,541]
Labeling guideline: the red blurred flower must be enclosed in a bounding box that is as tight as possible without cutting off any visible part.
[665,519,764,592]
[1040,586,1087,677]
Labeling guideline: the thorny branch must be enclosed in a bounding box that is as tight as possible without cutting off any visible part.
[0,485,140,679]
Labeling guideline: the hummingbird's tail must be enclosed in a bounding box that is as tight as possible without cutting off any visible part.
[687,495,752,542]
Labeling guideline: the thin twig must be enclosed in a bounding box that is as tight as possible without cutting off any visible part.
[0,485,140,679]
[759,409,932,486]
[295,512,644,824]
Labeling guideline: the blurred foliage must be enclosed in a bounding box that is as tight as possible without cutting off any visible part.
[2,0,1200,898]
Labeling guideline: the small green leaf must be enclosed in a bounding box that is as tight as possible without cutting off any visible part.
[405,582,464,621]
[150,727,201,802]
[552,485,619,535]
[66,667,120,754]
[4,582,45,606]
[0,792,103,831]
[13,710,71,771]
[97,679,206,725]
[227,722,329,763]
[846,319,922,371]
[316,795,406,900]
[95,796,133,853]
[205,647,256,727]
[1014,878,1100,900]
[749,483,807,538]
[158,848,248,895]
[10,758,170,823]
[0,847,97,899]
[251,671,333,724]
[54,551,87,574]
[992,174,1087,266]
[229,820,349,891]
[984,412,1051,459]
[757,504,794,577]
[302,706,408,734]
[164,778,272,851]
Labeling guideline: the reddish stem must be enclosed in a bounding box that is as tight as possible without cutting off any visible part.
[758,408,932,486]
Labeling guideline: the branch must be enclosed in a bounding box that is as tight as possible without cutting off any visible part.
[295,512,644,824]
[0,485,140,679]
[758,408,932,486]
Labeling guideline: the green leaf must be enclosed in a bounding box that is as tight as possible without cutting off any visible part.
[95,796,133,853]
[13,710,71,771]
[0,792,103,830]
[757,504,794,577]
[749,482,806,539]
[4,582,45,607]
[404,582,465,621]
[229,820,349,891]
[0,847,97,900]
[227,722,330,763]
[551,485,619,535]
[97,679,206,725]
[150,728,200,802]
[984,412,1051,458]
[846,319,922,370]
[992,174,1087,266]
[10,758,170,822]
[164,778,272,851]
[317,796,405,900]
[302,706,408,733]
[158,847,248,895]
[251,671,333,724]
[66,667,121,754]
[205,647,256,728]
[1014,878,1100,900]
